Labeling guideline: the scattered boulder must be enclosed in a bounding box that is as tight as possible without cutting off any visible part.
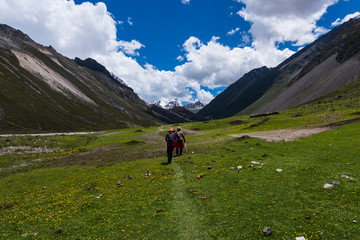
[324,183,335,189]
[156,209,164,213]
[296,237,306,240]
[251,161,260,165]
[201,195,210,199]
[276,169,283,173]
[353,220,357,224]
[341,173,350,178]
[237,166,242,171]
[197,174,204,179]
[262,226,272,236]
[330,181,340,186]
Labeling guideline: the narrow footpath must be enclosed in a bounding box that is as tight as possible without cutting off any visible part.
[169,161,209,240]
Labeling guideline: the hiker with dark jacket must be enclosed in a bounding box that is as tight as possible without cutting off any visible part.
[165,128,176,163]
[175,127,186,156]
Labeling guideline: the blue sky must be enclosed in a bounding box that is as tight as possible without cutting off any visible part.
[0,0,359,105]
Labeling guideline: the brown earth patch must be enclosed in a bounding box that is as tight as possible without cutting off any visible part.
[324,118,360,127]
[234,135,251,141]
[350,112,360,116]
[247,118,270,128]
[126,140,143,145]
[229,120,244,125]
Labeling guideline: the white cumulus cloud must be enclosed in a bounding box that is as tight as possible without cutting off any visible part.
[236,0,338,47]
[181,0,191,5]
[227,27,240,36]
[127,17,133,26]
[331,12,360,26]
[118,40,145,56]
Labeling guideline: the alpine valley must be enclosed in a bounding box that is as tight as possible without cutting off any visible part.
[1,17,360,132]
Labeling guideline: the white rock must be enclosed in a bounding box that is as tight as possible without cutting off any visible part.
[296,237,306,240]
[237,166,242,171]
[276,169,283,172]
[324,183,335,189]
[251,161,260,165]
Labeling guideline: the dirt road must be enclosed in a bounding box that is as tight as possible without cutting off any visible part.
[231,127,332,142]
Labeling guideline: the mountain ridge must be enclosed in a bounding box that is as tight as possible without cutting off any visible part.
[0,24,162,133]
[199,17,360,119]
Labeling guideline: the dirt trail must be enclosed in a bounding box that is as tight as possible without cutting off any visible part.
[231,127,332,142]
[0,132,98,138]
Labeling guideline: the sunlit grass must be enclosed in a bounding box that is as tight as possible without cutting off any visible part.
[1,95,360,239]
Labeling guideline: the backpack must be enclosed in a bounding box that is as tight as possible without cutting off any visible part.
[176,132,183,142]
[167,132,175,145]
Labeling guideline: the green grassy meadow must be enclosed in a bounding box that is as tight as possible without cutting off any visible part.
[1,97,360,239]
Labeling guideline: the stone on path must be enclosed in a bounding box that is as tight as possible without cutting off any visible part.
[262,226,272,236]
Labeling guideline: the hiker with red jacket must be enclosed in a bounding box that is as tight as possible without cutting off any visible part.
[165,128,176,164]
[175,127,186,156]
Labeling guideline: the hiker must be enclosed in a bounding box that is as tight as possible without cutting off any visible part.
[165,128,176,163]
[175,127,186,156]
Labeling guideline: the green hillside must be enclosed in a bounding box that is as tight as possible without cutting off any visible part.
[1,84,359,239]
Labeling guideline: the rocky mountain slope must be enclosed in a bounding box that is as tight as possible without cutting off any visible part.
[241,17,360,115]
[198,66,270,119]
[0,24,163,133]
[149,105,207,124]
[183,101,205,113]
[200,17,360,119]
